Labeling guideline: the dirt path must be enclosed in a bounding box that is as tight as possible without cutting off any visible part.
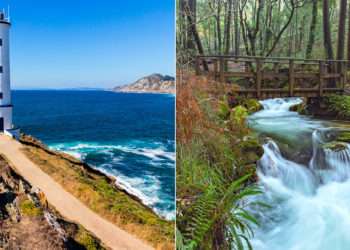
[0,135,153,250]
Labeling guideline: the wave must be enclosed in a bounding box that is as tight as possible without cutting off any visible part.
[49,140,175,220]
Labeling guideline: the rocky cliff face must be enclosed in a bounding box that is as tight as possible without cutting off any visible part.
[113,74,175,94]
[0,154,105,250]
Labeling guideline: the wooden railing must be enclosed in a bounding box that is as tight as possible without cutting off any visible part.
[195,55,348,99]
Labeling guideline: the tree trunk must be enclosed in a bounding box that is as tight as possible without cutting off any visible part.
[233,0,240,55]
[185,0,209,71]
[186,0,197,52]
[216,1,222,55]
[224,0,233,55]
[305,0,317,59]
[337,0,347,61]
[347,1,350,67]
[322,0,334,60]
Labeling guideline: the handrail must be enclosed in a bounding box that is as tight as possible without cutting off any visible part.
[195,55,348,99]
[197,55,349,63]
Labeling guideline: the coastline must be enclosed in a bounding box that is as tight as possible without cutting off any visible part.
[19,134,175,249]
[111,90,176,95]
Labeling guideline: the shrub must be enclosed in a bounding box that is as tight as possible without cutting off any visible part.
[19,199,43,217]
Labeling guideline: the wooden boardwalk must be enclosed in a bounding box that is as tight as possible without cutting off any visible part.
[195,55,348,99]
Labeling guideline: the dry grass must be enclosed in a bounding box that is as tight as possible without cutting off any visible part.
[21,143,174,250]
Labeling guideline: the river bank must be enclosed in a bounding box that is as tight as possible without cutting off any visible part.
[17,134,174,249]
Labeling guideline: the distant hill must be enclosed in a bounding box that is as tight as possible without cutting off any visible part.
[113,74,175,94]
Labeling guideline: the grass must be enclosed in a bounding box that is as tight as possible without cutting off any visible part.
[21,142,174,250]
[76,226,103,250]
[176,72,262,249]
[19,199,43,217]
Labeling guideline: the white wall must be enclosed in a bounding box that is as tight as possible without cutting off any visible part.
[0,22,11,106]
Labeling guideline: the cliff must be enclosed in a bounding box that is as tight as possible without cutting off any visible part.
[0,154,105,250]
[19,134,174,249]
[113,74,175,94]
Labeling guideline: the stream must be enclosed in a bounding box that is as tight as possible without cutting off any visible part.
[247,98,350,250]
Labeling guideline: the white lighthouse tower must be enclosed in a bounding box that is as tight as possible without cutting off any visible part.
[0,10,14,134]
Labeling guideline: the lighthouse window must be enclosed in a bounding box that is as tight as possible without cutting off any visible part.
[0,39,2,46]
[0,66,3,73]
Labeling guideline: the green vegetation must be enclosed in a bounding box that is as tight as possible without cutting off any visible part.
[325,94,350,120]
[177,75,262,250]
[21,141,174,250]
[323,142,348,152]
[19,199,43,217]
[76,226,103,250]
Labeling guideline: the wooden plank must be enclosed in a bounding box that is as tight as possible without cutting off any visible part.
[323,73,341,79]
[294,73,318,79]
[224,72,254,78]
[262,72,288,79]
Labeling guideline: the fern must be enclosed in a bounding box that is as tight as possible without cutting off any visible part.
[181,174,261,250]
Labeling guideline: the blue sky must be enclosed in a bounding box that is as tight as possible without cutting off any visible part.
[2,0,175,89]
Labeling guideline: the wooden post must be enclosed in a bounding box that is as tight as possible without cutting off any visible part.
[213,59,218,80]
[341,61,347,92]
[220,57,225,82]
[256,58,262,99]
[195,57,200,76]
[319,61,325,97]
[289,59,295,97]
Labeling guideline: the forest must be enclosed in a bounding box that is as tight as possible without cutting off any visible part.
[177,0,350,64]
[177,1,350,250]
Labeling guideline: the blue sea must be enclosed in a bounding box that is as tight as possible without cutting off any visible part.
[12,90,175,220]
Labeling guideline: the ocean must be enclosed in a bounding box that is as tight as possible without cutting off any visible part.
[12,90,175,220]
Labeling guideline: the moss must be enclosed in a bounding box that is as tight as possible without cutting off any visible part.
[323,142,348,152]
[336,131,350,143]
[19,199,43,217]
[238,137,264,164]
[240,99,263,114]
[325,94,350,120]
[76,226,102,250]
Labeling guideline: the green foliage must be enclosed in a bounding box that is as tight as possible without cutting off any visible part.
[76,226,103,250]
[182,174,261,250]
[19,199,43,217]
[218,99,231,120]
[240,99,262,114]
[230,106,248,126]
[326,94,350,119]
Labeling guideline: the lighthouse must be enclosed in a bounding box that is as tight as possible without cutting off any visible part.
[0,10,13,133]
[0,10,18,139]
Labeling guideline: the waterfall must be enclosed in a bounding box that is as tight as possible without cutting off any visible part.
[248,98,350,250]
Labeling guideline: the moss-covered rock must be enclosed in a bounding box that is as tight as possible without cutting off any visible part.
[240,99,263,114]
[238,137,264,164]
[336,131,350,143]
[289,98,307,114]
[323,142,348,152]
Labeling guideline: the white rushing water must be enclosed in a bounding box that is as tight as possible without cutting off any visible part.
[248,98,350,250]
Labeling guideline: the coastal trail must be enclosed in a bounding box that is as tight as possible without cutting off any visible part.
[0,134,153,250]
